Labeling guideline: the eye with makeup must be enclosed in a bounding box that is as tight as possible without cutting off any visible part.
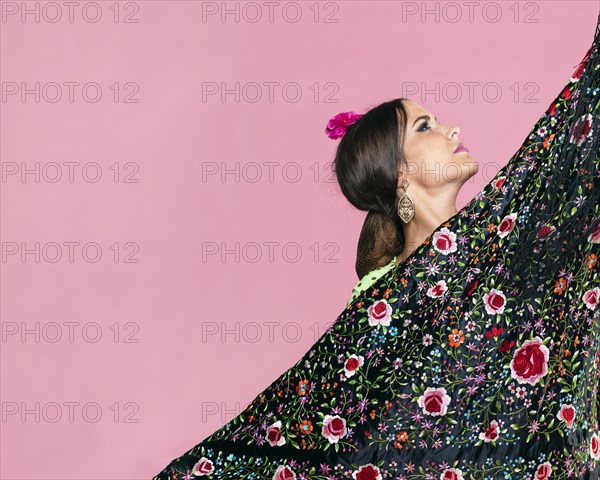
[417,120,431,132]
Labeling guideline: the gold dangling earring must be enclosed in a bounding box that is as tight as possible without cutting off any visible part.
[396,179,415,223]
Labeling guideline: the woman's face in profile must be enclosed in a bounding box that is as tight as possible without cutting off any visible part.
[400,99,478,189]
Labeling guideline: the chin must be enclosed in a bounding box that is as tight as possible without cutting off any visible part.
[456,153,478,178]
[467,159,479,178]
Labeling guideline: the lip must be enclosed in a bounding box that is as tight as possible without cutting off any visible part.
[454,142,469,153]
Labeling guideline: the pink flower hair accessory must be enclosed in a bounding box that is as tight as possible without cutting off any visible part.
[325,111,363,140]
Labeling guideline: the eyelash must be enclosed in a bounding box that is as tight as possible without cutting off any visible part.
[418,120,431,132]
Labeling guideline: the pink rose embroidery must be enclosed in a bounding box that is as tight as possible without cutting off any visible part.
[432,227,458,254]
[273,465,297,480]
[266,420,286,446]
[367,299,392,327]
[588,220,600,243]
[535,462,552,480]
[321,414,347,443]
[483,288,507,315]
[510,336,550,385]
[583,287,599,310]
[191,457,214,476]
[497,213,517,239]
[427,279,448,298]
[417,387,451,416]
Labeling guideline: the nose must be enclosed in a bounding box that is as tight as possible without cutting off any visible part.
[447,124,460,139]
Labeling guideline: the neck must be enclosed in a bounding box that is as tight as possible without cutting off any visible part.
[394,185,460,265]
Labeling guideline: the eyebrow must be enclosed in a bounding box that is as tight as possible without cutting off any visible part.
[412,114,438,127]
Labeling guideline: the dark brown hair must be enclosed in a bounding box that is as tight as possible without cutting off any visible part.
[332,98,410,279]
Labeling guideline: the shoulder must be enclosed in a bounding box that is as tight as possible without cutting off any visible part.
[347,256,397,304]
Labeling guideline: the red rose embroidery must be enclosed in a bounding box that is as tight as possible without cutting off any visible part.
[367,299,392,327]
[427,279,448,298]
[344,354,364,378]
[590,432,600,460]
[441,468,464,480]
[588,220,600,243]
[583,287,599,310]
[432,227,458,254]
[535,462,552,480]
[417,387,451,416]
[569,113,593,146]
[497,213,517,239]
[266,420,286,446]
[571,47,592,81]
[191,457,215,476]
[536,225,555,239]
[483,289,507,315]
[352,464,382,480]
[510,337,550,385]
[557,404,576,428]
[321,415,347,443]
[478,420,499,443]
[273,465,297,480]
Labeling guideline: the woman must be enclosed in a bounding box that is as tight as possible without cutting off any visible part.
[337,98,479,305]
[154,11,600,479]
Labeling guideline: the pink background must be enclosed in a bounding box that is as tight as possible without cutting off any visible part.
[1,1,598,478]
